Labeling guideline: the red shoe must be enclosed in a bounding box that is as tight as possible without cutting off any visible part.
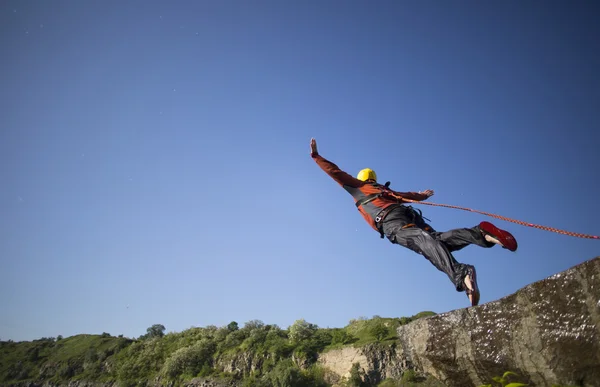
[464,266,480,307]
[479,221,518,252]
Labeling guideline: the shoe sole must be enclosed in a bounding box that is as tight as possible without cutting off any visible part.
[479,221,518,252]
[464,267,480,306]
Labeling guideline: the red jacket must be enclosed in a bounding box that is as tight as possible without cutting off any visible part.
[312,153,430,232]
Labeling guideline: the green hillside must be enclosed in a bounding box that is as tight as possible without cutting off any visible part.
[0,313,437,387]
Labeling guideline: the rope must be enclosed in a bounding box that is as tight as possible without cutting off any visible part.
[397,197,600,240]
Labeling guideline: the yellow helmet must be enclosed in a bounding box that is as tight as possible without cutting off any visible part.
[357,168,377,182]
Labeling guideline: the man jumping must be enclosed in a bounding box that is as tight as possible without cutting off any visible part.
[309,138,517,306]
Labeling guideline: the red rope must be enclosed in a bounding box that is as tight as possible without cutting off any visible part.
[399,197,600,240]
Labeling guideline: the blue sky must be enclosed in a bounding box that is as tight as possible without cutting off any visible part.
[1,0,598,342]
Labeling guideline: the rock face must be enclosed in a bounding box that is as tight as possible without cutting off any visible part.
[319,347,370,379]
[318,256,600,387]
[395,256,600,387]
[216,351,264,375]
[318,344,421,386]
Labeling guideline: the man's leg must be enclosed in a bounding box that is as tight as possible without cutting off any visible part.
[432,226,494,253]
[388,227,475,292]
[432,222,518,253]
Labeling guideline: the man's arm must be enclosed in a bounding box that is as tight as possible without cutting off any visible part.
[389,188,434,202]
[310,138,363,188]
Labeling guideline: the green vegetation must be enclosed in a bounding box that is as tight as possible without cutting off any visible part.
[478,371,528,387]
[0,335,132,383]
[336,312,435,349]
[477,371,579,387]
[0,312,437,387]
[374,369,445,387]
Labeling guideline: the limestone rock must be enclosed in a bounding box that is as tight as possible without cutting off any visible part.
[396,256,600,387]
[318,343,420,385]
[215,351,264,376]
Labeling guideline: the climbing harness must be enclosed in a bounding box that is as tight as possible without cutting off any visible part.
[355,181,396,238]
[354,181,392,209]
[355,182,433,238]
[395,196,600,240]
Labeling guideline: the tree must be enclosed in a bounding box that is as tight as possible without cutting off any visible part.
[146,324,166,339]
[243,320,265,331]
[288,319,317,343]
[162,340,215,379]
[369,321,388,342]
[347,363,366,387]
[227,321,239,331]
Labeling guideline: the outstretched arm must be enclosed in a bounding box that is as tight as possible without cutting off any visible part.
[389,188,434,202]
[310,138,363,188]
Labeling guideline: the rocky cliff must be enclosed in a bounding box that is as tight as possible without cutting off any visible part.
[318,256,600,387]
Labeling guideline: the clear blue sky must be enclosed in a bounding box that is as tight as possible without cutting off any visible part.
[1,0,599,342]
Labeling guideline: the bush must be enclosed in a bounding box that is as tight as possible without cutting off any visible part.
[302,365,330,387]
[346,362,366,387]
[398,317,411,325]
[161,340,215,379]
[268,362,304,387]
[312,330,333,349]
[289,319,317,343]
[219,329,247,352]
[478,371,528,387]
[264,327,292,359]
[332,329,355,345]
[370,321,389,342]
[377,371,439,387]
[262,359,325,387]
[241,327,268,351]
[411,311,436,320]
[116,337,167,384]
[401,370,418,383]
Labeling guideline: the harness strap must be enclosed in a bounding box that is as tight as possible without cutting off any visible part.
[355,193,383,208]
[373,205,400,238]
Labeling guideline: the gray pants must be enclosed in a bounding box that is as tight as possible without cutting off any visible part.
[381,207,494,291]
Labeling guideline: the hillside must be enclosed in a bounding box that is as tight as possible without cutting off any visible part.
[0,312,438,387]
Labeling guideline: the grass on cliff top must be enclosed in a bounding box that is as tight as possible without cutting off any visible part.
[345,317,400,346]
[51,334,129,361]
[0,334,131,383]
[324,311,437,351]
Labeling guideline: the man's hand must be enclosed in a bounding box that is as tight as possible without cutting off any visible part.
[420,189,434,197]
[310,138,318,156]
